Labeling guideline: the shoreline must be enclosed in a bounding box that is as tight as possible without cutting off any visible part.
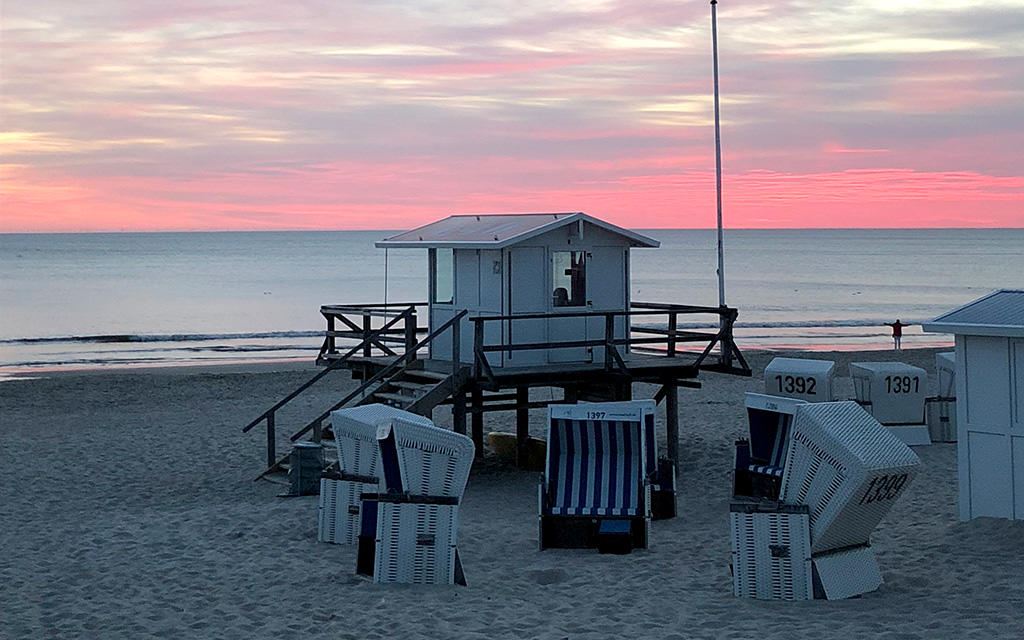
[0,341,953,382]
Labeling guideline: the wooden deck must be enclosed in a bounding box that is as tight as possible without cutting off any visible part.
[245,301,750,476]
[338,353,702,386]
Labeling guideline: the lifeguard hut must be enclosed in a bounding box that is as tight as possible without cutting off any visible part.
[923,289,1024,521]
[244,212,751,477]
[372,212,653,367]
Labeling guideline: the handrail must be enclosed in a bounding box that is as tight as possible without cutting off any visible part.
[287,309,470,443]
[469,303,750,377]
[243,306,415,433]
[321,301,428,316]
[462,307,718,323]
[242,305,418,469]
[319,302,424,360]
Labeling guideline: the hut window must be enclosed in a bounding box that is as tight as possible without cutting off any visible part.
[552,251,586,307]
[432,248,454,304]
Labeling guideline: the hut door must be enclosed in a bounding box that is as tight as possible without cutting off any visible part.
[549,250,590,363]
[586,247,627,364]
[508,247,547,366]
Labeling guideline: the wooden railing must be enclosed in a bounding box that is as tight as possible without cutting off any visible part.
[285,310,469,446]
[318,302,427,361]
[470,302,749,385]
[243,305,419,468]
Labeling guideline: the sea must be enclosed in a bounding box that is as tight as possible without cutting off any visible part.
[1,229,1022,376]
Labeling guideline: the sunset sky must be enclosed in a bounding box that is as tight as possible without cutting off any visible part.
[2,1,1022,232]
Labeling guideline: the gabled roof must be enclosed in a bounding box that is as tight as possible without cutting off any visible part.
[375,212,660,249]
[922,289,1024,337]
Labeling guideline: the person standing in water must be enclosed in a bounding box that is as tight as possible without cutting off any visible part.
[885,319,909,351]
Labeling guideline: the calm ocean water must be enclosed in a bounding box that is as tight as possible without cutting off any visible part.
[1,229,1021,374]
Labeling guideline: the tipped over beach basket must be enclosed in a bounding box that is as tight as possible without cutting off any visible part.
[732,393,920,600]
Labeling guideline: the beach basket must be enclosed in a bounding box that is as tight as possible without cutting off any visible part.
[850,362,930,445]
[288,442,324,496]
[730,502,813,601]
[764,357,836,402]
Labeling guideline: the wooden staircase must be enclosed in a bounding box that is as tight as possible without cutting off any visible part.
[257,363,466,482]
[243,309,469,481]
[363,365,459,416]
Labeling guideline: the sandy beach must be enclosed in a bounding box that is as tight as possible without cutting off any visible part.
[3,347,1024,639]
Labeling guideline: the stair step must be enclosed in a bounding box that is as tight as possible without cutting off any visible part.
[374,392,418,404]
[405,369,450,381]
[390,380,432,391]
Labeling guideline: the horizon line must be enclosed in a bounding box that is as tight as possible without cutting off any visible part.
[3,226,1023,235]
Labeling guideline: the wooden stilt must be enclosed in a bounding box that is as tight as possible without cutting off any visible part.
[664,381,679,465]
[471,388,484,457]
[516,386,529,467]
[616,380,632,401]
[564,384,578,404]
[452,390,467,436]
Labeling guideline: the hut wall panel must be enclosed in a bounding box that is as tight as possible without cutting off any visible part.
[967,431,1013,518]
[964,336,1011,431]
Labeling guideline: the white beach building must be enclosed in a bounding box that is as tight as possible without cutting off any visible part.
[375,212,659,367]
[923,289,1024,521]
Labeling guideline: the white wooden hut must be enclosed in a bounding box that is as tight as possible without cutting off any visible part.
[375,212,659,367]
[763,357,836,402]
[923,289,1024,521]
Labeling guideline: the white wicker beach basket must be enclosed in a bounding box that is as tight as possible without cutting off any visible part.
[730,503,813,601]
[780,401,920,554]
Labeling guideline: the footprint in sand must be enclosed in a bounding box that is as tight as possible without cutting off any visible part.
[528,568,569,585]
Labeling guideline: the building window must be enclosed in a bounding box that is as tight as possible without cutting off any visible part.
[432,248,454,304]
[552,251,586,307]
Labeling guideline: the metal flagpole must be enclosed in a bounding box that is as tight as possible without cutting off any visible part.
[711,0,726,310]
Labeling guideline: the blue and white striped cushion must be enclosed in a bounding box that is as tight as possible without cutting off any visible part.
[747,417,790,479]
[748,463,784,477]
[547,418,643,517]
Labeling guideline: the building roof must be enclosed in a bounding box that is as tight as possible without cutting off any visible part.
[375,212,660,249]
[922,289,1024,337]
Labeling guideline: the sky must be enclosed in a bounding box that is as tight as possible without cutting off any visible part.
[2,0,1023,232]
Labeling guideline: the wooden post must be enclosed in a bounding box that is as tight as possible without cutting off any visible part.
[472,388,484,457]
[453,391,467,436]
[405,308,417,360]
[667,310,677,357]
[722,307,736,369]
[516,386,529,467]
[362,313,372,357]
[451,314,461,374]
[327,314,336,354]
[266,413,276,469]
[564,384,578,403]
[616,381,632,401]
[604,313,615,370]
[473,319,484,379]
[664,381,679,465]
